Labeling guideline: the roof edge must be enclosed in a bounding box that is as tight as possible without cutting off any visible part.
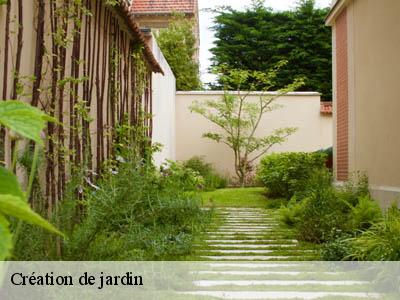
[325,0,349,26]
[116,1,164,74]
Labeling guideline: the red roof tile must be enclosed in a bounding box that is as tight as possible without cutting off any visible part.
[131,0,196,15]
[320,102,333,114]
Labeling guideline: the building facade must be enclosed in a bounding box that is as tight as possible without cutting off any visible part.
[326,0,400,207]
[130,0,200,62]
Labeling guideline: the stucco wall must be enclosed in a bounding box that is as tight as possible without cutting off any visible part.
[150,35,176,166]
[175,91,332,177]
[334,0,400,206]
[354,0,400,206]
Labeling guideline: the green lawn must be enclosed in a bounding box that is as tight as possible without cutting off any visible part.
[201,187,287,208]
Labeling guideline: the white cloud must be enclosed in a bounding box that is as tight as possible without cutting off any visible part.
[198,0,332,85]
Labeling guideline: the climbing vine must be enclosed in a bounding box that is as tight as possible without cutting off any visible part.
[0,0,157,216]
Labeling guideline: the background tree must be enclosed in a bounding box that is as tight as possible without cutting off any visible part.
[156,14,202,91]
[210,0,332,100]
[190,63,304,186]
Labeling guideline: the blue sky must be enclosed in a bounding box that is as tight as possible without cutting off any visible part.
[198,0,332,84]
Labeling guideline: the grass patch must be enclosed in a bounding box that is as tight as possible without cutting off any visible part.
[201,187,268,207]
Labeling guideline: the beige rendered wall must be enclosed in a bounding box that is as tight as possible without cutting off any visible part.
[175,91,332,178]
[346,0,400,207]
[150,35,176,166]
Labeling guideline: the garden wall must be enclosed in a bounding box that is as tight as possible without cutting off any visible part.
[175,91,332,177]
[148,33,176,166]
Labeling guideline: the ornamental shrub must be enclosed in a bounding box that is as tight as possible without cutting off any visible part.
[257,152,327,198]
[279,170,381,244]
[160,160,205,192]
[183,156,227,191]
[348,205,400,261]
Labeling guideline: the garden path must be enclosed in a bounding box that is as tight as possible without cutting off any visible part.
[182,207,380,299]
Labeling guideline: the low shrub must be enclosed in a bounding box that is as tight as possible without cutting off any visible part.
[160,160,204,192]
[183,156,227,191]
[347,195,382,231]
[279,198,307,227]
[348,205,400,261]
[279,170,381,244]
[320,233,353,261]
[15,160,211,261]
[257,152,327,199]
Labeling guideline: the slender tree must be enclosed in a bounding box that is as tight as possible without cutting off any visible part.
[191,63,304,186]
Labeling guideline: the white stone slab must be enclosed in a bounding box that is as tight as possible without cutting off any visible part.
[193,280,370,287]
[205,244,296,248]
[200,255,290,261]
[183,291,381,299]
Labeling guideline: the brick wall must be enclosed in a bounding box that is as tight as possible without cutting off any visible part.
[335,8,349,181]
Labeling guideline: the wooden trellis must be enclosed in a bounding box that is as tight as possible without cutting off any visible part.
[0,0,163,213]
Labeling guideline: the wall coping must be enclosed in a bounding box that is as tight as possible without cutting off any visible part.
[176,91,321,96]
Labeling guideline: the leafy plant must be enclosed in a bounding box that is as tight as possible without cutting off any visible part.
[160,160,205,192]
[0,100,62,261]
[156,13,201,90]
[183,156,227,191]
[191,64,303,186]
[257,152,327,198]
[347,195,382,231]
[62,161,211,260]
[320,233,353,261]
[348,205,400,261]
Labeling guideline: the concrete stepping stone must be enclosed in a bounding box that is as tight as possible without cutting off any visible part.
[192,280,370,287]
[183,291,381,299]
[204,239,298,244]
[202,244,296,248]
[200,255,291,260]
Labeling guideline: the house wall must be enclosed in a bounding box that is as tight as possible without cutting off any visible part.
[330,0,400,207]
[175,91,332,178]
[133,13,200,63]
[150,35,176,166]
[352,0,400,207]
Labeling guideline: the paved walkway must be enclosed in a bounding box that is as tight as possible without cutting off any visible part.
[182,207,381,299]
[193,207,317,261]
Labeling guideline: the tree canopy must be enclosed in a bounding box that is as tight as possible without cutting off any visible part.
[210,0,332,100]
[156,14,201,91]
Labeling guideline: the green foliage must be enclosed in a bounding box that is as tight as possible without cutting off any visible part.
[210,0,332,100]
[348,195,382,231]
[295,171,348,243]
[201,187,268,208]
[257,152,327,198]
[0,100,56,145]
[156,14,201,90]
[0,101,61,260]
[279,197,307,227]
[0,167,24,199]
[320,233,353,261]
[183,156,227,191]
[279,170,380,245]
[0,194,62,236]
[15,160,211,261]
[349,205,400,261]
[160,160,205,192]
[191,65,303,186]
